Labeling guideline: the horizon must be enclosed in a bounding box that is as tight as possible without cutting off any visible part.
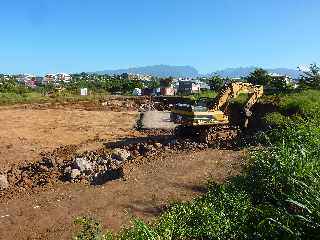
[2,64,303,77]
[1,0,319,75]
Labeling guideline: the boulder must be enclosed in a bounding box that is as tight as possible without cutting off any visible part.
[153,142,163,148]
[0,174,9,190]
[145,144,155,151]
[71,169,81,179]
[64,166,72,175]
[74,158,93,172]
[111,148,130,161]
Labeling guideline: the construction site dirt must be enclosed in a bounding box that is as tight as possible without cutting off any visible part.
[0,98,244,240]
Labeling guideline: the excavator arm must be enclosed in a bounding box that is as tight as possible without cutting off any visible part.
[211,82,263,127]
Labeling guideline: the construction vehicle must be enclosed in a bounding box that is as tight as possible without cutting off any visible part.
[170,82,263,143]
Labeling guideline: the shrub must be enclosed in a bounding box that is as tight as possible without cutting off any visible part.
[74,217,113,240]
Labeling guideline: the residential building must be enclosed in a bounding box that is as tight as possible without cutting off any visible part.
[44,73,72,84]
[56,73,72,83]
[160,87,175,96]
[177,80,201,94]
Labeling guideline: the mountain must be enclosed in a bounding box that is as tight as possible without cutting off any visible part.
[95,65,199,78]
[210,67,300,79]
[94,65,300,79]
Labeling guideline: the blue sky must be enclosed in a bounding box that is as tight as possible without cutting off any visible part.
[1,0,319,75]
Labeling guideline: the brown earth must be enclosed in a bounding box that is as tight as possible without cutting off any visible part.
[0,101,244,239]
[0,148,243,240]
[0,108,139,171]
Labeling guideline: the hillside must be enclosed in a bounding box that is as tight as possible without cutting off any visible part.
[211,67,300,79]
[95,65,199,78]
[94,65,300,79]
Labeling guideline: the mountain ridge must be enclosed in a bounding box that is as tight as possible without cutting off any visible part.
[94,65,300,78]
[95,64,199,78]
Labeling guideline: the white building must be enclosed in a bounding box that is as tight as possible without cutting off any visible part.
[268,73,293,85]
[44,73,72,84]
[56,73,72,83]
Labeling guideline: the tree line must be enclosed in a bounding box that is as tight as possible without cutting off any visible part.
[207,63,320,92]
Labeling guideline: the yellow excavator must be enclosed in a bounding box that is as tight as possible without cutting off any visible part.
[170,82,264,143]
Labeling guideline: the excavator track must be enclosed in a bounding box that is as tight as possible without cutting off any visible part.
[175,125,239,145]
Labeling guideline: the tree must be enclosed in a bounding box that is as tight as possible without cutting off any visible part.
[145,77,160,89]
[300,63,320,89]
[208,75,224,91]
[246,68,272,86]
[269,76,294,92]
[160,77,173,88]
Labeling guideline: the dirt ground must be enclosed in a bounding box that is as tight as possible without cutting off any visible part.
[0,149,243,240]
[0,101,244,239]
[0,108,139,170]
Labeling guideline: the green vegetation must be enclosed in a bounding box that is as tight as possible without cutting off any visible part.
[247,68,273,86]
[207,75,224,91]
[0,75,144,105]
[74,89,320,240]
[159,77,173,88]
[300,63,320,90]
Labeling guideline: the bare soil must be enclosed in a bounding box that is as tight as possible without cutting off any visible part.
[0,101,244,239]
[0,149,243,240]
[0,108,139,170]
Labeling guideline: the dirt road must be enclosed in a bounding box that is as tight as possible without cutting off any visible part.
[140,111,176,130]
[0,148,243,240]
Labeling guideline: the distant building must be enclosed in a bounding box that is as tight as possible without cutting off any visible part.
[268,73,293,85]
[199,82,210,91]
[142,88,159,96]
[266,73,299,90]
[127,73,152,81]
[44,73,72,84]
[44,74,56,84]
[177,80,201,94]
[16,74,37,88]
[56,73,72,83]
[160,87,175,96]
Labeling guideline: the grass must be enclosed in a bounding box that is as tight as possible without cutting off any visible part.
[0,91,114,105]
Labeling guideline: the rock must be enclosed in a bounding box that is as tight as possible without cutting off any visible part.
[64,166,72,175]
[0,174,9,190]
[74,158,93,172]
[111,148,130,161]
[145,144,155,151]
[153,142,162,148]
[96,158,109,166]
[131,150,140,157]
[70,169,81,179]
[23,178,33,188]
[39,165,49,172]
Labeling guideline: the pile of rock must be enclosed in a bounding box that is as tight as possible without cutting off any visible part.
[101,100,138,111]
[0,135,213,196]
[63,148,131,184]
[117,138,208,159]
[0,156,60,195]
[139,102,156,112]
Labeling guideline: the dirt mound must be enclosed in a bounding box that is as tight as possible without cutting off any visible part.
[0,135,213,200]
